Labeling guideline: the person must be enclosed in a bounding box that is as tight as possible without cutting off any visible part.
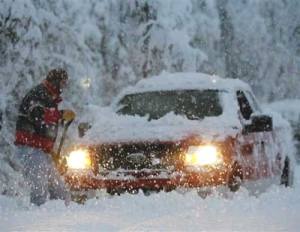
[14,69,76,206]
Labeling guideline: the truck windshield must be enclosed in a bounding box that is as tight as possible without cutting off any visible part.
[117,89,223,120]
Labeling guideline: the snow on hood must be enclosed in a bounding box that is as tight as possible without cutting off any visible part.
[70,105,241,145]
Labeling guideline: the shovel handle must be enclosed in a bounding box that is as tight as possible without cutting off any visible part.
[56,119,74,159]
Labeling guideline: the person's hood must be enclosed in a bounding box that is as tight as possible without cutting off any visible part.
[43,80,62,103]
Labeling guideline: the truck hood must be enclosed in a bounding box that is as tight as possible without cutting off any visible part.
[73,108,241,145]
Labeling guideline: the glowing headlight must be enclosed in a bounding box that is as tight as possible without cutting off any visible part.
[184,145,222,166]
[66,149,92,170]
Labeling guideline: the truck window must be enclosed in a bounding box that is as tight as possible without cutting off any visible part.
[245,91,261,113]
[236,90,253,120]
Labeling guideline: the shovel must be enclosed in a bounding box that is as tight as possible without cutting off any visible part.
[52,119,74,172]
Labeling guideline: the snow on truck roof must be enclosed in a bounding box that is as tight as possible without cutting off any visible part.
[121,72,251,95]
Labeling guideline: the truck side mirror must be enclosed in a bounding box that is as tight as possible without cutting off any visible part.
[243,115,273,133]
[78,122,91,138]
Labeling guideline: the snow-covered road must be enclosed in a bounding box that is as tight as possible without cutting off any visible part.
[1,167,300,231]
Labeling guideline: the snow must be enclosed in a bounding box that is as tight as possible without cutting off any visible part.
[0,1,300,229]
[266,99,300,124]
[74,106,240,145]
[116,72,251,96]
[1,166,300,231]
[1,0,300,198]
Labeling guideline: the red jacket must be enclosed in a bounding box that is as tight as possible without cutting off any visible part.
[15,80,63,153]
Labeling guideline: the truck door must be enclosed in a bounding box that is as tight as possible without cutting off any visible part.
[236,90,260,180]
[245,91,273,178]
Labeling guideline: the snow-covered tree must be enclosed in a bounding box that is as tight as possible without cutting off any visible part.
[0,0,300,196]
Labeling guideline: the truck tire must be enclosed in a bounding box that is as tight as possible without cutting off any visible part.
[280,157,293,187]
[228,162,243,192]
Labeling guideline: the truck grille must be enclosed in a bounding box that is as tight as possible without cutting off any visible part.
[94,141,184,171]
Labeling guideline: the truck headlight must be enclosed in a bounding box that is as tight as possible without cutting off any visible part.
[66,149,92,170]
[184,145,222,167]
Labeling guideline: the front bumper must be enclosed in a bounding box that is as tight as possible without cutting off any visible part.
[65,167,229,191]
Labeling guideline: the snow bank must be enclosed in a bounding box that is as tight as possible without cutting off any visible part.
[266,99,300,124]
[1,167,300,231]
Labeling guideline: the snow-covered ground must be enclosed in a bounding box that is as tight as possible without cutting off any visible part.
[1,166,300,231]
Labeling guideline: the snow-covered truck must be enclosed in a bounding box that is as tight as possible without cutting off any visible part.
[61,72,294,195]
